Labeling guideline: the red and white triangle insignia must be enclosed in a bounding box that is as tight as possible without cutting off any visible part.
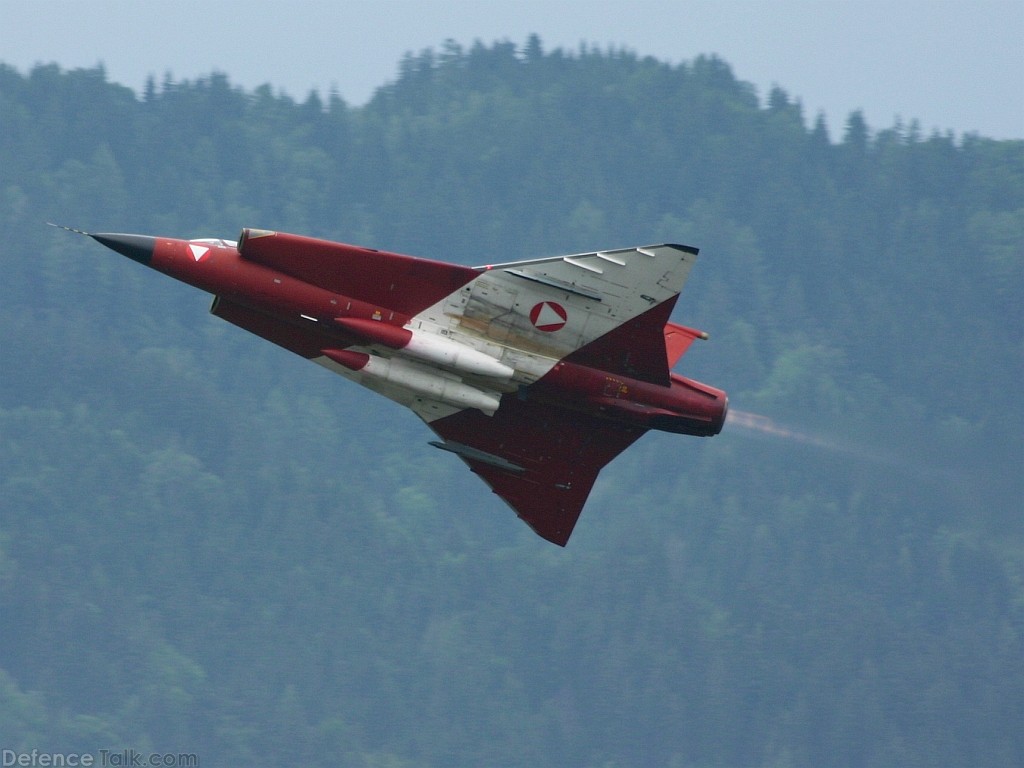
[188,244,210,262]
[529,301,568,331]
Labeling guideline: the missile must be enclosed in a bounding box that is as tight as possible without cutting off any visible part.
[334,317,513,379]
[322,348,502,415]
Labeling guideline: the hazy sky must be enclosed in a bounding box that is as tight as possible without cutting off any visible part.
[3,0,1022,139]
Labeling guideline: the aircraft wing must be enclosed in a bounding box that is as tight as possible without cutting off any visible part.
[213,295,643,546]
[211,237,702,546]
[210,295,347,355]
[459,243,699,385]
[427,396,646,546]
[237,228,479,316]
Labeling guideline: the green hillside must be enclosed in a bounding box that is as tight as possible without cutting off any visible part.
[1,39,1021,767]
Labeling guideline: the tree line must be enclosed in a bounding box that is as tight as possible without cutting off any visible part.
[0,38,1021,766]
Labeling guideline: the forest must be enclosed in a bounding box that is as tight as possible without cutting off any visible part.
[1,37,1022,767]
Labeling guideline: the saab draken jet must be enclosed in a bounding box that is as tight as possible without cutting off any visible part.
[56,226,727,545]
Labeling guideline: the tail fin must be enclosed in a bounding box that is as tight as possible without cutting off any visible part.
[664,322,708,368]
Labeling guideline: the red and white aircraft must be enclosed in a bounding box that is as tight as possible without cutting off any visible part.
[60,226,727,545]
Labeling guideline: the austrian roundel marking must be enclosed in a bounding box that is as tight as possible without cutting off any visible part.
[529,301,568,332]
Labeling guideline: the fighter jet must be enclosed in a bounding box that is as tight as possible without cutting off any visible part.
[57,225,727,545]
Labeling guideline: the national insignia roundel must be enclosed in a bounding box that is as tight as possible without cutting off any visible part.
[529,301,568,332]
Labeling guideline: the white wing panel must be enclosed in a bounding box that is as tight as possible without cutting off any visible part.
[462,244,698,359]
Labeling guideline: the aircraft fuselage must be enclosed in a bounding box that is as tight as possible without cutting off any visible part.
[71,227,727,545]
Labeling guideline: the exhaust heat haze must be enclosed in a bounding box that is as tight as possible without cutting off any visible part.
[725,408,969,485]
[726,409,832,449]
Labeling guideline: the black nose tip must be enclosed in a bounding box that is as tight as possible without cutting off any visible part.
[91,233,156,265]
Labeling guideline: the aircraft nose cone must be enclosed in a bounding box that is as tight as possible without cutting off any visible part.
[91,233,156,265]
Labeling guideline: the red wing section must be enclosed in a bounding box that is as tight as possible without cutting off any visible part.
[237,229,479,316]
[562,298,678,386]
[210,296,345,358]
[428,397,646,546]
